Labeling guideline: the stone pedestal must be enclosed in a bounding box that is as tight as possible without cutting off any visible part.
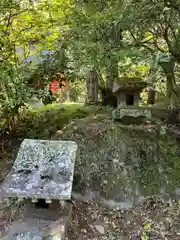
[1,200,72,240]
[112,107,152,120]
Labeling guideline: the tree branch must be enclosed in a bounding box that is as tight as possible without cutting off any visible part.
[128,28,155,53]
[167,0,180,13]
[153,39,165,53]
[0,9,28,24]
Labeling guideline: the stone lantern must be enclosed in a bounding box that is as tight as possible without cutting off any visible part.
[112,77,152,120]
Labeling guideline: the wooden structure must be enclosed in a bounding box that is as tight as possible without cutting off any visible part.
[0,139,78,239]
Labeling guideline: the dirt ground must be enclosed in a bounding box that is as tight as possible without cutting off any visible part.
[1,196,180,239]
[68,198,180,240]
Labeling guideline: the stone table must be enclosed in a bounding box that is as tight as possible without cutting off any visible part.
[1,139,78,201]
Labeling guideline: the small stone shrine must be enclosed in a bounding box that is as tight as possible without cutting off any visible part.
[112,77,152,120]
[0,139,78,239]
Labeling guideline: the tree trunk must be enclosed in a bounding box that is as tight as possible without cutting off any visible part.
[147,87,156,104]
[107,72,114,90]
[106,58,118,90]
[100,58,118,107]
[160,59,179,108]
[166,76,177,108]
[86,70,99,104]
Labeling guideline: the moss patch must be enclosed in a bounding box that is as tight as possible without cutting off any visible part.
[18,103,96,139]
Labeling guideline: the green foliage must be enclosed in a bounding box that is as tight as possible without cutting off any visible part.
[0,0,74,130]
[141,222,152,240]
[1,0,180,122]
[121,0,180,106]
[0,63,35,129]
[69,1,124,75]
[68,80,86,102]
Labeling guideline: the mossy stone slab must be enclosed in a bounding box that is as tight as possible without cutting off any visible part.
[1,139,78,200]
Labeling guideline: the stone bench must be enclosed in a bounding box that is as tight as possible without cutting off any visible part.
[0,139,78,239]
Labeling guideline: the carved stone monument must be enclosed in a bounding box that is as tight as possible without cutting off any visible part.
[0,139,78,240]
[112,77,152,121]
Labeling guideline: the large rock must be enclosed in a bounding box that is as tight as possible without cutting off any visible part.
[53,116,179,206]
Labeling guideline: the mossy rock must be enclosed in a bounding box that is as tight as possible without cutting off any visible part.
[56,116,180,204]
